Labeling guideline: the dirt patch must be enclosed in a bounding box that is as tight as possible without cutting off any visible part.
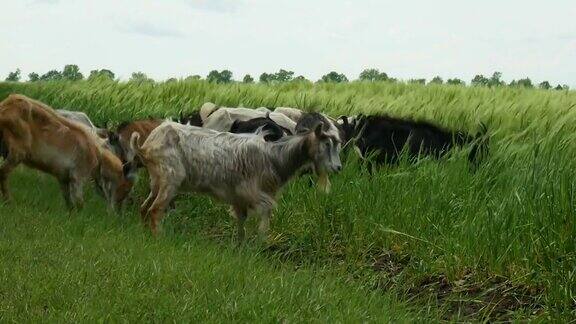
[411,273,542,320]
[370,251,543,321]
[371,250,411,276]
[207,233,545,321]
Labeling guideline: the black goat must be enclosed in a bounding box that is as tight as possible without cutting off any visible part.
[352,114,489,168]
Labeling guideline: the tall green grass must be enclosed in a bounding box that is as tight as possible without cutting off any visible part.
[1,79,575,321]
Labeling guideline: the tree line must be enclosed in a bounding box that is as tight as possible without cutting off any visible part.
[4,65,570,90]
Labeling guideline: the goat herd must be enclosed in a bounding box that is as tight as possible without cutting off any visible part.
[0,94,489,240]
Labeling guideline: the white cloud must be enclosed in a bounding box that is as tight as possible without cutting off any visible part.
[118,21,185,38]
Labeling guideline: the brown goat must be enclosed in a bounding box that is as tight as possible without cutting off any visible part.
[108,119,162,173]
[0,94,133,210]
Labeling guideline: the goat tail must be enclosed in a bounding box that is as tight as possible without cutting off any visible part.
[468,122,489,167]
[123,132,143,178]
[129,132,142,160]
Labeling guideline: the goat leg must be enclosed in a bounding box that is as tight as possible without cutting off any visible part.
[255,197,274,241]
[140,178,160,225]
[0,159,18,202]
[147,183,178,236]
[59,180,73,210]
[107,183,117,213]
[69,179,84,211]
[231,205,247,244]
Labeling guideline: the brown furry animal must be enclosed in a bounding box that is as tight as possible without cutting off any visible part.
[108,118,163,174]
[0,94,133,210]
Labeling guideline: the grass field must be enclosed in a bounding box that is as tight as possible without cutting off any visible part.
[1,79,575,322]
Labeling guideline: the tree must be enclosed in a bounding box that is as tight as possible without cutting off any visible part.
[185,75,201,81]
[538,81,551,90]
[40,70,63,81]
[274,69,294,82]
[129,72,153,83]
[242,74,254,83]
[554,84,570,91]
[5,68,21,82]
[320,71,348,83]
[88,70,99,80]
[62,64,83,81]
[429,76,443,84]
[259,73,272,83]
[359,68,388,82]
[488,72,504,87]
[219,70,233,83]
[512,78,533,88]
[409,79,426,84]
[88,69,115,81]
[446,78,465,86]
[471,74,489,86]
[28,72,40,82]
[207,70,233,83]
[165,78,178,83]
[258,69,295,83]
[206,70,220,83]
[293,75,309,82]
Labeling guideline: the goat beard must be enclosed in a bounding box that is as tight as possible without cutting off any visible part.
[317,171,331,194]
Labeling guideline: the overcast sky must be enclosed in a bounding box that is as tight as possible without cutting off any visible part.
[2,0,575,86]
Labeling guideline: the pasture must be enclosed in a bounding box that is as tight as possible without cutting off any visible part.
[1,79,575,322]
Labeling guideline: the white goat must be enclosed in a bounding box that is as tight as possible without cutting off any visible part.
[129,121,341,239]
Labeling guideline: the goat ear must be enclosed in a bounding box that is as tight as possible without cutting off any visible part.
[339,116,349,126]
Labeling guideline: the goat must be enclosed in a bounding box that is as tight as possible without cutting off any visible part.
[107,118,163,174]
[0,94,133,210]
[203,107,297,134]
[229,114,292,142]
[274,107,303,123]
[295,112,346,191]
[177,111,203,127]
[296,112,345,143]
[199,102,220,122]
[352,114,489,168]
[128,121,342,239]
[56,109,109,138]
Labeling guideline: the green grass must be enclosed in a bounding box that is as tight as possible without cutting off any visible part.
[0,170,414,323]
[1,79,576,321]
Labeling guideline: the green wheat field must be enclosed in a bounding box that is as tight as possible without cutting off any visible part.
[1,79,575,322]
